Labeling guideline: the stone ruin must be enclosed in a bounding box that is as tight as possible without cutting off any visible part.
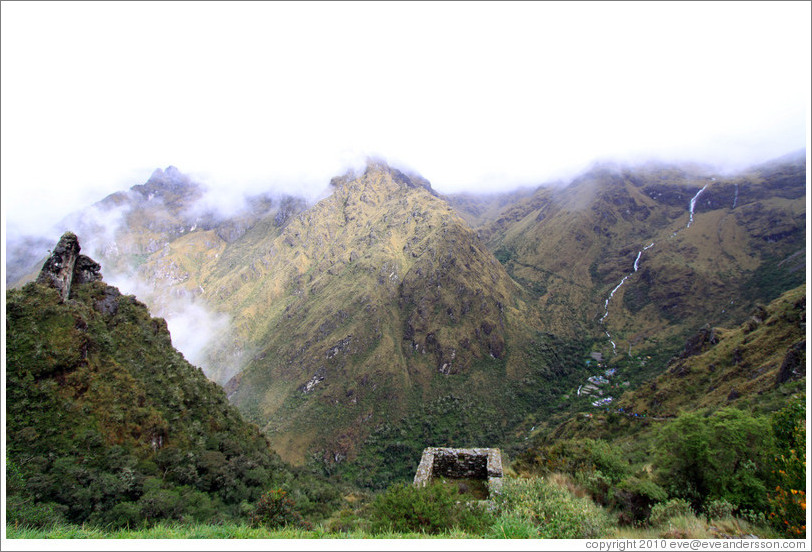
[413,447,504,497]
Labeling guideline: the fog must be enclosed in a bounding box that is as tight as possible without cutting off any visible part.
[100,270,233,380]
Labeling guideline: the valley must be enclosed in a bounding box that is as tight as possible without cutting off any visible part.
[4,151,807,539]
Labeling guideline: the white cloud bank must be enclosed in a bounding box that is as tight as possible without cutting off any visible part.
[2,1,809,233]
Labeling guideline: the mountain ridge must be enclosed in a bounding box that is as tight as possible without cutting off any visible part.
[5,152,806,470]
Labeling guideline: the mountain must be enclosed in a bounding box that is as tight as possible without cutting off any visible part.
[217,161,540,464]
[5,232,339,527]
[451,153,806,358]
[6,152,806,477]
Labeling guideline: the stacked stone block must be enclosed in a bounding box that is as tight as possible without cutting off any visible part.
[413,447,504,496]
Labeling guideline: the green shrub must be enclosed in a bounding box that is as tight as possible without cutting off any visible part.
[251,489,311,529]
[654,408,772,512]
[583,470,614,505]
[612,476,668,525]
[104,501,143,529]
[768,393,806,538]
[494,477,609,538]
[137,488,184,523]
[326,507,370,533]
[737,509,768,527]
[531,439,630,482]
[705,498,734,520]
[369,482,493,535]
[5,497,68,529]
[649,498,695,526]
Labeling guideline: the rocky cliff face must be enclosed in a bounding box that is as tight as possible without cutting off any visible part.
[35,231,102,301]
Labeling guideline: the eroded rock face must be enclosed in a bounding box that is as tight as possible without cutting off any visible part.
[776,340,806,385]
[36,232,102,301]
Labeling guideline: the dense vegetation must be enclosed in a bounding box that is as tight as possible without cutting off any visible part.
[5,280,339,529]
[332,332,596,490]
[7,275,805,539]
[509,394,805,538]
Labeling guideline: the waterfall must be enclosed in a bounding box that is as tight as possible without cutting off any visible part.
[599,181,710,356]
[687,184,708,228]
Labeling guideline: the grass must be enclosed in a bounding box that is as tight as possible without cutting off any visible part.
[5,522,481,539]
[6,514,786,540]
[609,514,782,540]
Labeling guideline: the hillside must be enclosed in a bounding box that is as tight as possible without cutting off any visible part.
[506,284,806,537]
[216,161,543,464]
[455,154,806,361]
[5,233,336,527]
[617,284,806,417]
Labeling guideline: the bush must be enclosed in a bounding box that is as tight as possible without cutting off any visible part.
[530,439,630,483]
[494,477,610,538]
[649,498,695,526]
[104,502,143,529]
[612,476,668,525]
[326,507,370,533]
[654,408,772,512]
[251,489,311,529]
[5,497,68,529]
[768,393,806,538]
[369,482,493,535]
[137,488,184,523]
[705,498,734,520]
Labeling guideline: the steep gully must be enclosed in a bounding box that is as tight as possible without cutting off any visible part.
[598,183,711,356]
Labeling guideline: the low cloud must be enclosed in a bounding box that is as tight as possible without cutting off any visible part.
[4,168,312,383]
[102,269,233,378]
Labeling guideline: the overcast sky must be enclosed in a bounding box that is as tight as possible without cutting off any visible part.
[2,1,810,238]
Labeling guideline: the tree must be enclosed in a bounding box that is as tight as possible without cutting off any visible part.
[655,408,772,512]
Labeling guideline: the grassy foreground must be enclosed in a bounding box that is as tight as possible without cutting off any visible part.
[5,516,783,540]
[5,522,478,539]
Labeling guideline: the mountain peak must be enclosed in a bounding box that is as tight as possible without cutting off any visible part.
[329,158,435,196]
[131,166,201,206]
[148,165,185,183]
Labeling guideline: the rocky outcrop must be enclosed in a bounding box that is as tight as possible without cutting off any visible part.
[679,324,718,359]
[36,232,102,301]
[776,340,806,385]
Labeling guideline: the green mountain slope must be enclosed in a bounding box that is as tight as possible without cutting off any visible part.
[5,233,334,527]
[215,161,540,463]
[460,154,806,360]
[507,284,805,533]
[617,284,806,417]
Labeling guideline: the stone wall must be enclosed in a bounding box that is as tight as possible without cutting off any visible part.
[413,447,504,496]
